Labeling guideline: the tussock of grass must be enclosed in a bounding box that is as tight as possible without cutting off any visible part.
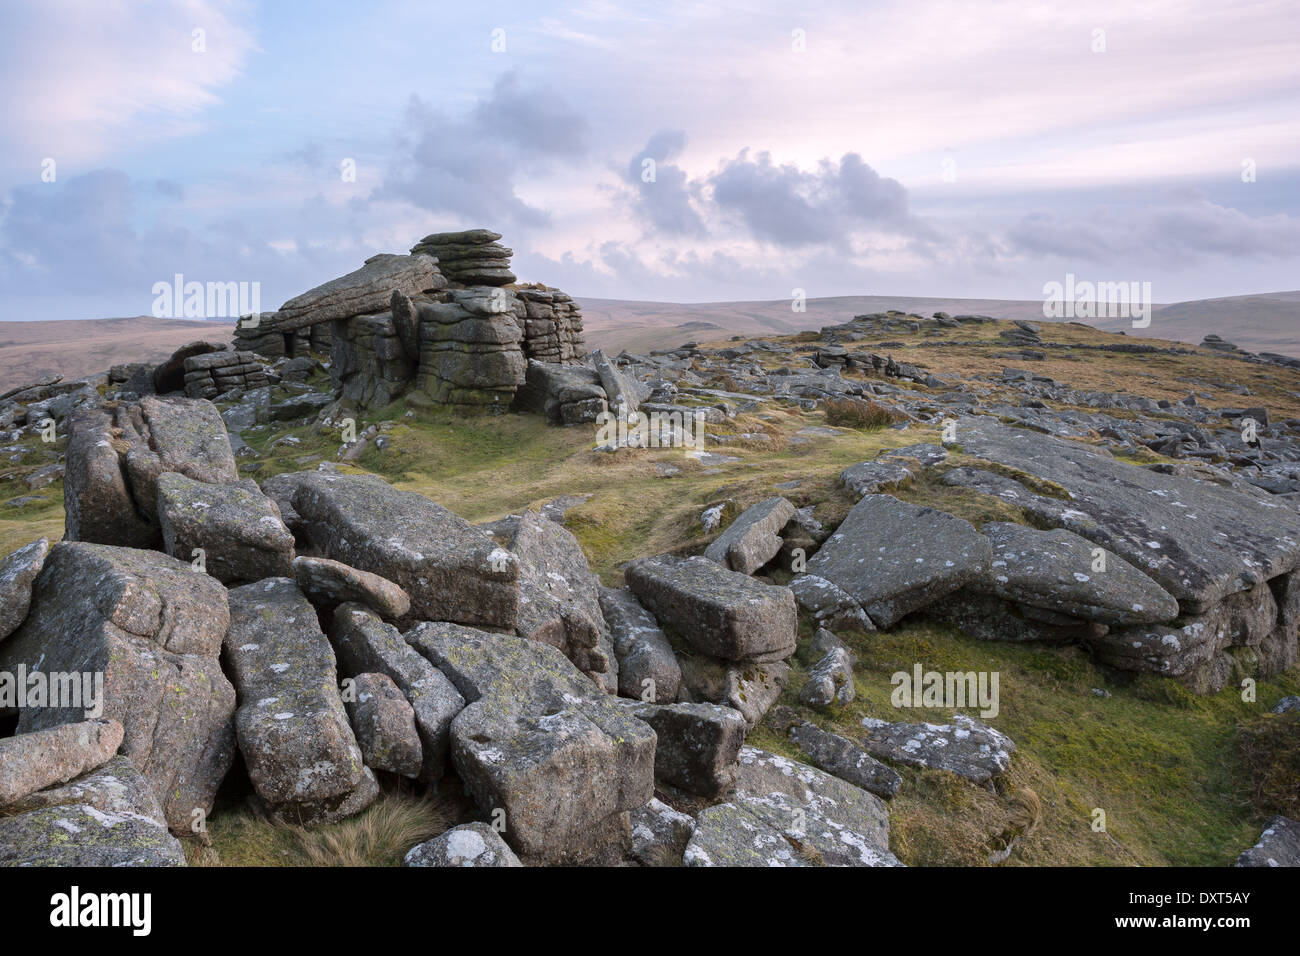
[824,396,905,430]
[1237,710,1300,818]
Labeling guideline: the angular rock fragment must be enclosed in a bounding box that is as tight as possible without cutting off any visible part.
[598,586,683,703]
[346,672,422,777]
[615,699,746,797]
[625,554,797,660]
[157,472,295,584]
[629,798,695,866]
[799,646,856,710]
[1235,816,1300,867]
[0,537,48,643]
[294,555,411,620]
[404,822,522,867]
[677,654,790,730]
[786,720,901,799]
[405,624,655,862]
[789,573,875,631]
[704,496,796,574]
[839,459,913,498]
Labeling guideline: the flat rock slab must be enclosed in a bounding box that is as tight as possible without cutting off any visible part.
[405,822,522,867]
[860,713,1015,785]
[157,473,295,584]
[625,554,797,660]
[225,578,370,821]
[955,417,1300,613]
[704,496,795,574]
[0,719,124,807]
[263,471,519,630]
[599,586,683,703]
[973,522,1179,626]
[330,603,464,782]
[0,756,185,866]
[406,624,655,862]
[685,746,900,867]
[0,537,48,642]
[295,555,411,620]
[615,699,746,797]
[806,494,992,628]
[0,542,235,833]
[787,720,901,800]
[1235,815,1300,867]
[276,253,441,332]
[840,459,913,499]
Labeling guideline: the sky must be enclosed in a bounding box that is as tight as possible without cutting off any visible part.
[0,0,1298,321]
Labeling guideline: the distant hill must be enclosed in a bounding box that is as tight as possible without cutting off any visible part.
[4,289,1297,393]
[0,316,235,391]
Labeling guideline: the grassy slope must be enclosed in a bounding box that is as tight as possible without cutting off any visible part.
[3,318,1297,866]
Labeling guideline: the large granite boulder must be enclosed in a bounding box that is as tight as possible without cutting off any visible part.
[345,672,422,778]
[404,822,522,867]
[405,624,656,862]
[859,713,1015,785]
[294,555,411,620]
[269,253,442,334]
[703,496,796,575]
[224,578,375,825]
[804,494,992,628]
[625,554,797,661]
[598,586,683,702]
[514,359,607,425]
[262,471,520,630]
[0,718,124,807]
[156,473,295,584]
[0,542,236,833]
[614,699,747,797]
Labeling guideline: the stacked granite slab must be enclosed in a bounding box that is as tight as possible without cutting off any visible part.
[183,349,269,399]
[233,253,443,358]
[413,288,528,408]
[516,285,587,363]
[330,312,416,409]
[410,229,516,286]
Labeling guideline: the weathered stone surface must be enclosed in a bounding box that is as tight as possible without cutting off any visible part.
[955,417,1300,613]
[157,472,295,584]
[273,253,441,332]
[294,555,411,620]
[62,406,154,548]
[0,756,184,866]
[840,459,913,498]
[515,359,606,424]
[625,554,797,661]
[0,537,48,643]
[0,542,235,833]
[859,713,1015,785]
[787,720,901,799]
[615,699,746,797]
[704,496,796,575]
[263,471,519,629]
[152,340,226,394]
[330,603,464,782]
[405,624,655,862]
[799,646,856,710]
[972,522,1179,626]
[677,654,790,729]
[346,672,422,777]
[685,746,900,867]
[480,509,610,682]
[404,822,522,867]
[789,573,875,631]
[806,494,992,628]
[598,586,683,702]
[592,348,639,414]
[224,578,372,823]
[1235,816,1300,867]
[0,719,124,807]
[629,797,695,865]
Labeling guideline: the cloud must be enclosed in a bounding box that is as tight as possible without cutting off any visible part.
[374,72,588,230]
[707,150,922,247]
[623,130,706,236]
